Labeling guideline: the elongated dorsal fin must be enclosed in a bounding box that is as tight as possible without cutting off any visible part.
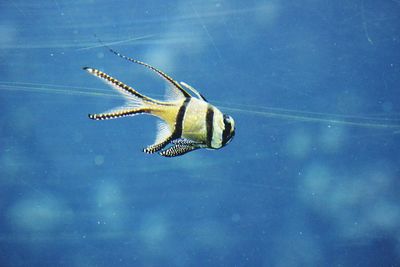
[180,81,207,102]
[105,46,192,99]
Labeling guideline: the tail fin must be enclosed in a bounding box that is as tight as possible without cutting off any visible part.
[88,108,151,120]
[83,67,162,120]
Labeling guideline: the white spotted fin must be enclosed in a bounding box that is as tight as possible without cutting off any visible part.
[171,138,204,146]
[159,143,200,157]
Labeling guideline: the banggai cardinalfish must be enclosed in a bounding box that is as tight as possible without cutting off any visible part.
[83,48,235,157]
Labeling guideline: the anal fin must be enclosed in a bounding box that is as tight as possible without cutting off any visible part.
[172,138,204,146]
[159,144,199,157]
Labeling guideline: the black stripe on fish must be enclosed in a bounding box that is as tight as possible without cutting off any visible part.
[206,106,214,147]
[174,97,191,138]
[222,115,232,146]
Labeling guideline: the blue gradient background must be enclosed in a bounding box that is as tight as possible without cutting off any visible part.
[1,1,400,266]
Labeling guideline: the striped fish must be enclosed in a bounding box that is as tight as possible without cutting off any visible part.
[83,50,235,157]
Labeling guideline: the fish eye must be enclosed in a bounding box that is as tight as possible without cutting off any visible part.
[223,114,232,124]
[221,114,235,146]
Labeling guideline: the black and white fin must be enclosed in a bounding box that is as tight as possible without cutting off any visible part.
[143,120,173,154]
[83,67,160,107]
[172,138,204,146]
[89,108,149,120]
[159,144,200,157]
[104,47,192,99]
[180,81,207,102]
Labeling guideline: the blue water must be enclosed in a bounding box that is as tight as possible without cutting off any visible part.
[1,1,400,266]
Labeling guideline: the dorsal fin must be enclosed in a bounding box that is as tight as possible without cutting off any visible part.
[164,83,186,101]
[180,81,208,102]
[105,46,192,99]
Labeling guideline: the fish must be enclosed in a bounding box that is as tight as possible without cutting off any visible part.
[83,49,235,157]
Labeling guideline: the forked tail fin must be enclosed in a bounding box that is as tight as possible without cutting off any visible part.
[83,67,163,120]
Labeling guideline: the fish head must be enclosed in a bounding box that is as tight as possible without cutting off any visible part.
[221,114,235,146]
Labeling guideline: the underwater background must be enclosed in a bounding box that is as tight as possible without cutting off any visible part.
[1,0,400,266]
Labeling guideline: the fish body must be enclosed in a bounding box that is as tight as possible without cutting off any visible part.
[84,50,235,157]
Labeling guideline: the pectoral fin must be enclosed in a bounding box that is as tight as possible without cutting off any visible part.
[159,144,200,157]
